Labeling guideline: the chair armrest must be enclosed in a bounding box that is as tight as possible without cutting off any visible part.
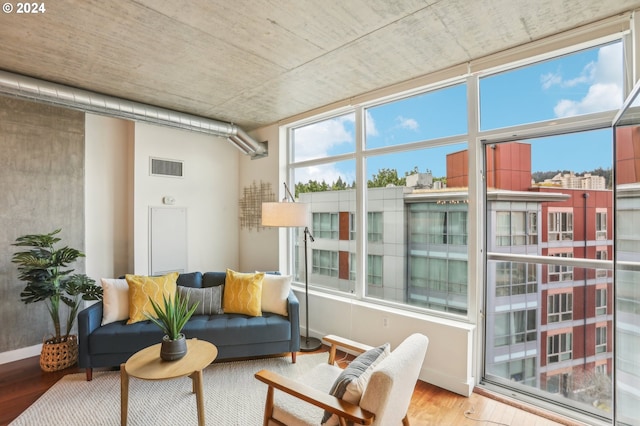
[323,335,373,365]
[255,369,374,425]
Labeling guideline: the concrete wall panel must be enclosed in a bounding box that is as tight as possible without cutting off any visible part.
[0,96,85,352]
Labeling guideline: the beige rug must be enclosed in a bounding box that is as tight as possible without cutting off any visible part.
[11,353,328,426]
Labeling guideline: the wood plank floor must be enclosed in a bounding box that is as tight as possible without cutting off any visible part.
[0,348,583,426]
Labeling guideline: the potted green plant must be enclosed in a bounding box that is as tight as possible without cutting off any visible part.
[146,292,199,361]
[11,229,103,371]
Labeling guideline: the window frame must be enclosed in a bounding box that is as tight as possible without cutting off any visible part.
[311,249,339,277]
[548,211,574,242]
[595,288,607,316]
[596,211,607,241]
[547,332,573,364]
[282,24,627,423]
[595,326,607,354]
[312,212,339,240]
[548,292,574,323]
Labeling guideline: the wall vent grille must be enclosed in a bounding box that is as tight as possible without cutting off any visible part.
[150,158,183,178]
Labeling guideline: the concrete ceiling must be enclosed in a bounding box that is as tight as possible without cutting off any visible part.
[1,0,640,131]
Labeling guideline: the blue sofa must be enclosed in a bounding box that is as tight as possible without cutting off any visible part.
[78,271,300,380]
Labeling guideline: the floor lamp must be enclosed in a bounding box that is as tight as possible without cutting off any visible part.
[262,183,322,352]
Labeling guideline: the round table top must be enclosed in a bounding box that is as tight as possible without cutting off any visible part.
[125,339,218,380]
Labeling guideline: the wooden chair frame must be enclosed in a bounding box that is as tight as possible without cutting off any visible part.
[255,335,414,426]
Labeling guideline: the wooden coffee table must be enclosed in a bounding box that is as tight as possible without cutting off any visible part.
[120,339,218,426]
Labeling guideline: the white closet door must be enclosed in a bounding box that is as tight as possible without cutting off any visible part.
[150,207,187,275]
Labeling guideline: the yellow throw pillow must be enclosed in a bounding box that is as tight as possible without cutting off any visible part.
[125,272,178,324]
[223,269,264,316]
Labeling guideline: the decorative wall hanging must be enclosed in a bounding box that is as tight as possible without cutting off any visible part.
[239,180,275,231]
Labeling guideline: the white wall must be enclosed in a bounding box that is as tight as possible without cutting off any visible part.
[238,125,282,272]
[132,123,241,273]
[297,290,476,396]
[85,116,242,280]
[85,114,134,280]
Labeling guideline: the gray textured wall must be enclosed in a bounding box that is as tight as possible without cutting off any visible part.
[0,96,85,352]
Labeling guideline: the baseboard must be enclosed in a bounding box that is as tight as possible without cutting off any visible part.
[0,344,42,365]
[421,365,474,397]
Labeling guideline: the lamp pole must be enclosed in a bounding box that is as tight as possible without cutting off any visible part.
[300,226,321,352]
[263,182,321,352]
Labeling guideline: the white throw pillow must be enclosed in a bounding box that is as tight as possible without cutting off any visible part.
[259,273,292,316]
[100,278,129,325]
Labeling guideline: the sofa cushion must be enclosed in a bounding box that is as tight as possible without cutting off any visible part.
[178,285,224,315]
[89,319,165,355]
[89,311,292,355]
[223,269,264,316]
[260,273,292,316]
[100,278,129,326]
[321,343,390,425]
[182,312,292,345]
[125,272,178,324]
[176,271,203,288]
[202,272,226,288]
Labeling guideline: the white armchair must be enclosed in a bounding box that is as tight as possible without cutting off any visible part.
[255,333,429,426]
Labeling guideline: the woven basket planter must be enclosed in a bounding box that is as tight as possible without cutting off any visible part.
[40,335,78,372]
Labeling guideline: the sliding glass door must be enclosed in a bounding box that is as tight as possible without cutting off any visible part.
[613,84,640,425]
[483,131,614,421]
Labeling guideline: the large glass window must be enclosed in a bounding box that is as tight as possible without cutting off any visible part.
[294,157,355,293]
[480,42,623,130]
[292,113,355,162]
[366,83,467,149]
[613,86,640,424]
[485,130,614,419]
[286,30,632,423]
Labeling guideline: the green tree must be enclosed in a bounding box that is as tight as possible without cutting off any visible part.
[332,176,347,190]
[368,168,406,188]
[404,166,420,177]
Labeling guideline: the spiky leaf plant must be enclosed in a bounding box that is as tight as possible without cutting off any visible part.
[145,292,199,340]
[12,229,103,342]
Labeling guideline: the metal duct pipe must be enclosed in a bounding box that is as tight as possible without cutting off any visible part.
[0,70,267,158]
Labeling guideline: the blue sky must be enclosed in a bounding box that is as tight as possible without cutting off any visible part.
[293,41,622,184]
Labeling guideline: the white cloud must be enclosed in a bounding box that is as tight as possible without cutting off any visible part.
[293,115,353,162]
[548,43,623,118]
[540,72,563,90]
[293,112,379,163]
[396,115,419,131]
[554,83,622,117]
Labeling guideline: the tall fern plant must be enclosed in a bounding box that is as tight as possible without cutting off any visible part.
[12,229,103,343]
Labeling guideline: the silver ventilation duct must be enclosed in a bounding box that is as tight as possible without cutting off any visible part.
[0,70,267,158]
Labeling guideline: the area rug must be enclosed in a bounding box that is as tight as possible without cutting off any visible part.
[10,353,328,425]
